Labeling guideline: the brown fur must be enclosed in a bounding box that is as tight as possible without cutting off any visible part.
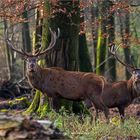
[93,75,140,122]
[26,65,106,115]
[27,66,104,100]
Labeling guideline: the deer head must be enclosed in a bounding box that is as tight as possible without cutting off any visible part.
[109,45,140,93]
[5,28,60,72]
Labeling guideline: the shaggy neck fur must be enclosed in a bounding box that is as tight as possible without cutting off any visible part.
[26,65,44,90]
[127,78,140,100]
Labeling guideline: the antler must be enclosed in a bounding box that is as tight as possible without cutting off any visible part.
[34,28,60,56]
[5,27,60,57]
[5,28,31,57]
[109,45,136,69]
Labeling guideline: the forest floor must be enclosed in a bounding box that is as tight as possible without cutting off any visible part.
[0,97,139,139]
[108,103,140,120]
[40,103,140,140]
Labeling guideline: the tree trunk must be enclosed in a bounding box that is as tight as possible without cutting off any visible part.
[4,20,11,80]
[96,1,107,75]
[91,4,99,69]
[119,10,131,79]
[107,0,116,82]
[123,12,131,79]
[22,3,31,77]
[79,33,93,72]
[4,21,17,81]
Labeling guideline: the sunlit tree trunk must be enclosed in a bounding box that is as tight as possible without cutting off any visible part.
[96,1,107,75]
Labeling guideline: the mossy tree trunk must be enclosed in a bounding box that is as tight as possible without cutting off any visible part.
[96,1,108,75]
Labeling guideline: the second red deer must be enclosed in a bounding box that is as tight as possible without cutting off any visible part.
[92,45,140,122]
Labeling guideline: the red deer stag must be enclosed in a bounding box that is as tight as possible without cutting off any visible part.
[5,28,107,119]
[93,45,140,122]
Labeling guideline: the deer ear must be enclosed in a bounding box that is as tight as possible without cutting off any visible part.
[126,67,135,74]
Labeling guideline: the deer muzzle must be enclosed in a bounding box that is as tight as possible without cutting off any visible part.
[28,63,36,72]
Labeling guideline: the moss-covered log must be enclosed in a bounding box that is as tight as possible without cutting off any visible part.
[0,96,30,111]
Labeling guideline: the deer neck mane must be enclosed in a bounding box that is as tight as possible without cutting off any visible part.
[26,66,43,89]
[128,78,140,100]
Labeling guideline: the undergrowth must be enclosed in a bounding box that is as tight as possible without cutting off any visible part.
[40,110,140,140]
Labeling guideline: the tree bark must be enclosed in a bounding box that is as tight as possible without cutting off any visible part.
[79,33,93,72]
[119,10,131,79]
[96,1,107,75]
[22,2,31,77]
[107,0,116,82]
[91,4,99,69]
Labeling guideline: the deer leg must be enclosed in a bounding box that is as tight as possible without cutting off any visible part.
[95,108,99,122]
[98,100,109,123]
[95,102,109,123]
[51,97,61,112]
[84,99,94,123]
[88,97,101,123]
[118,106,125,123]
[103,107,109,123]
[90,96,109,123]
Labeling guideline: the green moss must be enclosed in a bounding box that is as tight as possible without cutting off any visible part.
[96,16,106,75]
[35,93,50,118]
[0,109,9,113]
[15,97,26,101]
[6,97,30,110]
[24,90,41,115]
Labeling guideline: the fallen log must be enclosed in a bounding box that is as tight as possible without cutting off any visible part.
[0,113,69,140]
[0,96,30,110]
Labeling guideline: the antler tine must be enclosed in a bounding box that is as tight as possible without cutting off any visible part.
[109,45,135,69]
[5,28,30,56]
[34,45,43,56]
[35,28,59,56]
